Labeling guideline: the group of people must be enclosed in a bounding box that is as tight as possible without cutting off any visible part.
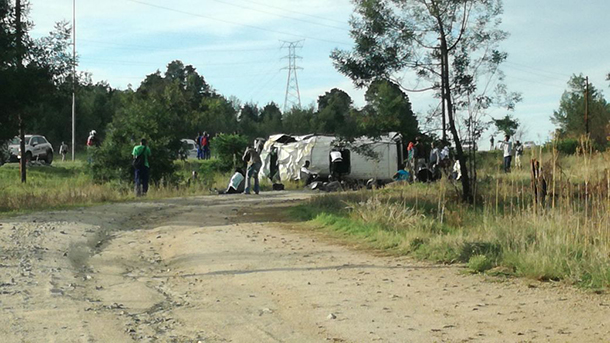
[219,139,265,195]
[402,137,453,182]
[497,135,524,173]
[195,131,211,160]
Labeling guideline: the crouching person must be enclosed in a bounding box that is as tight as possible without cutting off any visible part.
[219,168,245,194]
[132,138,151,196]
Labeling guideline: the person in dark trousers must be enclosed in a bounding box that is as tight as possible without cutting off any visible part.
[242,142,262,195]
[268,146,280,183]
[413,137,427,180]
[132,138,151,196]
[202,132,211,160]
[499,134,513,173]
[195,132,203,160]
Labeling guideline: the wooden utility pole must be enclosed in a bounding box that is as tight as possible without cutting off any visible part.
[16,0,26,183]
[584,76,589,136]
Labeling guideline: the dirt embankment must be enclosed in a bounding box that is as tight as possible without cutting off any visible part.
[1,192,609,342]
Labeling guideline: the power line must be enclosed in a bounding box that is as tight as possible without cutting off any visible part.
[211,0,349,31]
[127,0,352,46]
[503,61,572,79]
[236,0,348,26]
[79,38,279,53]
[79,57,278,67]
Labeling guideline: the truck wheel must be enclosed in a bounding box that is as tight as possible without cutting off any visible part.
[25,152,32,163]
[45,150,53,165]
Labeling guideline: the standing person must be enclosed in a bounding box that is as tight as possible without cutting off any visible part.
[87,130,100,147]
[514,140,524,169]
[499,134,513,173]
[59,141,68,162]
[242,142,262,195]
[195,132,203,160]
[406,142,415,172]
[329,148,344,180]
[413,137,427,178]
[268,146,280,183]
[490,136,495,150]
[201,132,210,160]
[132,138,151,196]
[86,130,100,164]
[429,141,441,179]
[429,142,440,168]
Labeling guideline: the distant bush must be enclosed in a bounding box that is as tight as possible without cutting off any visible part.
[213,133,249,170]
[553,138,579,155]
[89,94,182,184]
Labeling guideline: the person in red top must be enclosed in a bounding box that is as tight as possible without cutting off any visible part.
[201,132,210,160]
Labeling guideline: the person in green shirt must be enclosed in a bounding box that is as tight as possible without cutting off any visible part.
[132,138,151,196]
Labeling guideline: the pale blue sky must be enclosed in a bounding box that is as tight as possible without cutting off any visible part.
[29,0,609,145]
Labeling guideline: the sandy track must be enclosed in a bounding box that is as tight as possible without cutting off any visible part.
[1,191,609,342]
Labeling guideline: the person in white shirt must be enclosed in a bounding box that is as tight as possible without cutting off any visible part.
[219,168,245,194]
[499,134,513,173]
[329,149,344,180]
[440,145,450,161]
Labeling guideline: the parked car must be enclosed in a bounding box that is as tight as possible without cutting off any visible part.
[8,135,54,164]
[179,139,198,160]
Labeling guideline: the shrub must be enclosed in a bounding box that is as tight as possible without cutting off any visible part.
[459,241,502,262]
[468,255,493,273]
[213,133,249,170]
[553,138,579,155]
[89,93,182,184]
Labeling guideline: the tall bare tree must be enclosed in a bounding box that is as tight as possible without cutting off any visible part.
[332,0,519,202]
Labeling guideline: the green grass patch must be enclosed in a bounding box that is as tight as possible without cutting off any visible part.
[288,168,610,290]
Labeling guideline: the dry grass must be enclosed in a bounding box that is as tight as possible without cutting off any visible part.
[296,140,610,289]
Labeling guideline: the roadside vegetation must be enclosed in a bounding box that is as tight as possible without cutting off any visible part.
[292,146,610,290]
[0,158,232,215]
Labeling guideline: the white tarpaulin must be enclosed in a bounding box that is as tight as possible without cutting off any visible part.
[260,133,403,181]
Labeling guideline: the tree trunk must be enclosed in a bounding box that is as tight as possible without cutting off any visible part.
[441,45,472,202]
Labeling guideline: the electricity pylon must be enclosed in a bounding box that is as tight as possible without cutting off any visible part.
[280,40,304,112]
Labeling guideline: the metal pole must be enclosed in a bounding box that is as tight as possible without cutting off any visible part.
[16,0,26,183]
[71,0,76,161]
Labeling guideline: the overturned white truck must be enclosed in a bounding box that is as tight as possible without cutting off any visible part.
[259,132,404,182]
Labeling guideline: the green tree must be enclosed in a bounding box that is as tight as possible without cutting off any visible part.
[493,114,519,137]
[551,74,610,147]
[197,95,239,136]
[331,0,515,202]
[238,103,261,139]
[213,133,249,169]
[313,88,353,135]
[90,91,182,184]
[0,1,72,181]
[283,106,315,135]
[259,102,283,136]
[363,79,419,141]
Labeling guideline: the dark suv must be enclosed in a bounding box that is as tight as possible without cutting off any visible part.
[8,135,54,164]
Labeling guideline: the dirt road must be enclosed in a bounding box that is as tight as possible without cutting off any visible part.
[1,192,609,342]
